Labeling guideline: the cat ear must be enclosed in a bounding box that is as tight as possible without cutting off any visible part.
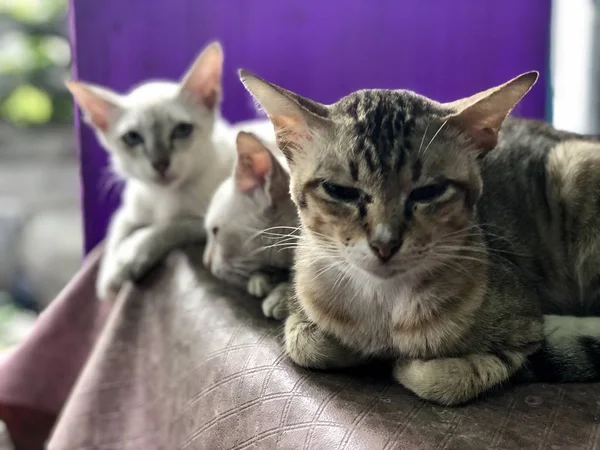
[239,70,330,161]
[445,71,538,152]
[66,81,122,132]
[235,131,290,204]
[180,41,224,109]
[235,131,273,193]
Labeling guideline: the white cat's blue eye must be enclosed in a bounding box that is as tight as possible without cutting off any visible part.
[121,131,144,147]
[171,122,194,140]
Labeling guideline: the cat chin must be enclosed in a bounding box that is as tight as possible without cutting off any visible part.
[131,172,185,188]
[347,259,431,284]
[152,175,178,186]
[347,260,403,281]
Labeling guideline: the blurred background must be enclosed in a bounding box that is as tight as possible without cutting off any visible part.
[0,0,598,352]
[0,0,80,349]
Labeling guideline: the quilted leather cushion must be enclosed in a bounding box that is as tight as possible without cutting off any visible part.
[49,248,600,449]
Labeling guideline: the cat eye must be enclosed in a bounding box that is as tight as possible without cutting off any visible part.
[321,181,361,202]
[408,180,450,203]
[121,131,144,147]
[171,122,194,140]
[212,227,219,236]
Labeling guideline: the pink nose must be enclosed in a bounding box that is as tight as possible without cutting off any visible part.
[368,239,401,262]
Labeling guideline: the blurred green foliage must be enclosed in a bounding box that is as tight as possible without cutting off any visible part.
[0,0,72,125]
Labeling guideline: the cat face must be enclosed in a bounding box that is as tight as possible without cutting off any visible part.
[240,71,537,281]
[203,132,295,286]
[67,41,224,187]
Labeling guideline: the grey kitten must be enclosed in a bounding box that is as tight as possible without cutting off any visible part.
[68,42,235,300]
[204,131,298,319]
[240,69,600,405]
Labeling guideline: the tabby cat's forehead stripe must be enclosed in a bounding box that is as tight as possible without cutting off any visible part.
[412,159,423,182]
[340,90,422,178]
[363,147,376,173]
[349,160,359,181]
[358,202,367,219]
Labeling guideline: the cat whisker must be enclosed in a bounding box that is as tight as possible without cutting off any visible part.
[431,226,483,242]
[312,261,342,281]
[422,118,448,158]
[247,227,301,246]
[257,231,300,239]
[427,251,517,273]
[262,239,300,248]
[436,243,530,259]
[331,262,353,293]
[417,122,431,158]
[259,233,301,243]
[251,240,338,256]
[254,235,298,244]
[254,226,302,236]
[429,226,523,257]
[431,259,481,283]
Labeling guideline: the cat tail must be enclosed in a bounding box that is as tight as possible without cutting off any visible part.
[518,315,600,382]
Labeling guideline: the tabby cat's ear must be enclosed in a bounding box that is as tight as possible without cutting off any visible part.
[180,41,223,109]
[446,71,538,152]
[66,81,122,132]
[239,70,330,161]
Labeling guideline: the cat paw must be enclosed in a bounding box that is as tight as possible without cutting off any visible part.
[393,358,477,406]
[284,313,364,370]
[394,359,429,391]
[115,230,163,283]
[261,282,290,320]
[95,267,126,302]
[247,273,273,298]
[122,249,160,283]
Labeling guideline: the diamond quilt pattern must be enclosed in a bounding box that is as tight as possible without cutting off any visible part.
[49,248,600,449]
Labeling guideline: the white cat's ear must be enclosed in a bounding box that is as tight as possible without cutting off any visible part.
[66,81,122,132]
[239,70,330,162]
[445,71,538,152]
[235,131,273,193]
[180,41,224,109]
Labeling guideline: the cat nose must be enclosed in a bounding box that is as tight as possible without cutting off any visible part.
[368,238,401,263]
[152,158,170,175]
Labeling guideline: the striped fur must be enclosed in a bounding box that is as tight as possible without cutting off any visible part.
[240,70,600,405]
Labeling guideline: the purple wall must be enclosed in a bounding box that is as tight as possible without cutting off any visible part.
[69,0,552,253]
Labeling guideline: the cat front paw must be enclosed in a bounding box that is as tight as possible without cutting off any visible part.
[284,313,364,370]
[261,282,290,320]
[393,354,517,406]
[122,248,161,283]
[247,273,273,298]
[96,264,127,302]
[394,358,470,406]
[114,230,164,284]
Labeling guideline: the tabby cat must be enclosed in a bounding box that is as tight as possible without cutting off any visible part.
[239,69,600,405]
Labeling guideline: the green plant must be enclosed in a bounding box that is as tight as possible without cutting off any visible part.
[0,0,72,125]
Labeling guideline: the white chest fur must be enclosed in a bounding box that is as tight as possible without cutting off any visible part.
[302,265,467,359]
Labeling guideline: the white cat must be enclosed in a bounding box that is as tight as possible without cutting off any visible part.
[67,41,236,300]
[203,131,298,319]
